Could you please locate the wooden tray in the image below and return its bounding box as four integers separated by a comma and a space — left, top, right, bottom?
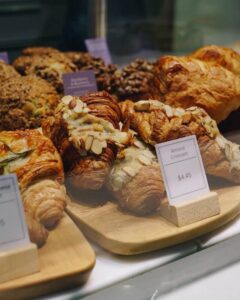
66, 182, 240, 255
0, 214, 95, 300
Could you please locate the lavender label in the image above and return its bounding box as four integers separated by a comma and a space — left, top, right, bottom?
0, 52, 9, 64
63, 70, 97, 96
85, 38, 112, 65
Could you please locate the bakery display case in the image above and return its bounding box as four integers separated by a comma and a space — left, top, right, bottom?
1, 1, 240, 299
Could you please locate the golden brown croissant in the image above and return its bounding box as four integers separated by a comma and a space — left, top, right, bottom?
154, 55, 240, 123
121, 100, 240, 184
107, 138, 165, 215
191, 45, 240, 76
0, 130, 67, 246
42, 91, 132, 190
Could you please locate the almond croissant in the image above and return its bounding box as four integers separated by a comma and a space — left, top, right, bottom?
121, 100, 240, 184
154, 54, 240, 123
107, 138, 165, 215
0, 130, 68, 246
42, 91, 132, 190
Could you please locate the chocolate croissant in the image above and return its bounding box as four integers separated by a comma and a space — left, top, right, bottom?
107, 138, 165, 215
42, 91, 132, 190
0, 130, 68, 246
121, 100, 240, 184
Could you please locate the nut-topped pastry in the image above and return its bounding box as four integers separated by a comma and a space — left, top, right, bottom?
65, 51, 117, 91
0, 75, 59, 131
107, 137, 165, 215
121, 99, 240, 184
42, 91, 132, 190
21, 46, 60, 56
13, 52, 77, 94
0, 129, 68, 247
107, 59, 160, 101
0, 60, 21, 83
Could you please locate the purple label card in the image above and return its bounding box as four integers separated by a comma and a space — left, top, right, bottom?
63, 70, 97, 96
85, 38, 112, 65
0, 52, 9, 64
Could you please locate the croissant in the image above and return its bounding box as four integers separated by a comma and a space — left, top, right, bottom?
154, 54, 240, 123
42, 91, 132, 190
191, 45, 240, 76
107, 138, 165, 215
121, 100, 240, 184
0, 130, 67, 246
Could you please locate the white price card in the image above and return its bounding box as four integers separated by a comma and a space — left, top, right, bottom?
155, 135, 209, 205
0, 174, 29, 251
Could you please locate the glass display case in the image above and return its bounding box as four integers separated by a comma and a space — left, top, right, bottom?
0, 1, 240, 300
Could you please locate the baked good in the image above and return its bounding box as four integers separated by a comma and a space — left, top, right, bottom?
13, 52, 77, 94
0, 129, 67, 247
22, 46, 60, 56
65, 51, 117, 91
121, 100, 240, 183
42, 91, 132, 190
0, 75, 59, 131
154, 53, 240, 123
0, 60, 21, 83
107, 59, 160, 101
191, 45, 240, 76
107, 138, 165, 215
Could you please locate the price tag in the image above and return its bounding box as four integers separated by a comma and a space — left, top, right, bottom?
63, 70, 97, 96
85, 38, 112, 65
0, 52, 9, 64
155, 135, 209, 205
0, 174, 29, 251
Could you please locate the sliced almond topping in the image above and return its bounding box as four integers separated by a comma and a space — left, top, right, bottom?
134, 101, 150, 112
216, 135, 226, 149
174, 108, 185, 117
133, 139, 145, 149
74, 103, 83, 113
164, 105, 173, 118
137, 155, 152, 166
83, 107, 90, 113
62, 95, 73, 104
85, 135, 94, 151
101, 140, 107, 148
122, 166, 136, 177
182, 112, 191, 124
69, 99, 77, 109
91, 139, 103, 155
233, 150, 240, 161
225, 143, 231, 159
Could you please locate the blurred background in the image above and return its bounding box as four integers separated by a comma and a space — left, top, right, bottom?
0, 0, 240, 63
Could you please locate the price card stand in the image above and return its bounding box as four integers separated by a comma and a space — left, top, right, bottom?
159, 191, 220, 227
0, 243, 39, 284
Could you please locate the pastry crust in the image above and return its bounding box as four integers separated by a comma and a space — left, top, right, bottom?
107, 139, 165, 215
0, 60, 21, 83
22, 46, 60, 56
192, 45, 240, 76
121, 99, 240, 183
154, 55, 240, 123
65, 51, 117, 92
0, 75, 59, 130
13, 52, 77, 94
42, 92, 132, 190
0, 129, 67, 246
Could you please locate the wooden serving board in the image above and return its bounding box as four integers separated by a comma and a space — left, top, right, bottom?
66, 182, 240, 255
0, 214, 95, 300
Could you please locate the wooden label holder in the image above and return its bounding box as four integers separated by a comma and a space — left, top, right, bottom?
0, 243, 40, 284
159, 191, 220, 227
